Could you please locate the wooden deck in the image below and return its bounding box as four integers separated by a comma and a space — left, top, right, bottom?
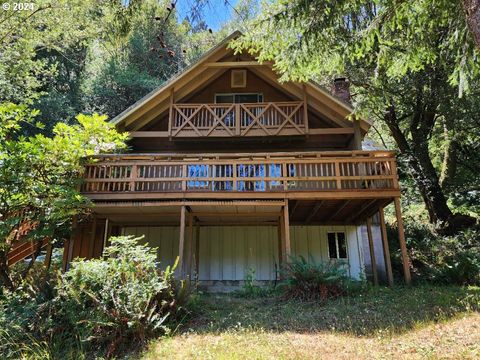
73, 151, 411, 285
80, 151, 400, 200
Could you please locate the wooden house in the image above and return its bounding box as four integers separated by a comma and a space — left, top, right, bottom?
63, 32, 411, 288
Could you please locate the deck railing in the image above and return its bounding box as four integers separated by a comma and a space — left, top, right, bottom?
169, 101, 307, 137
81, 151, 398, 195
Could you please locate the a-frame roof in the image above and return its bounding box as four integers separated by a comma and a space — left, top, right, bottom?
112, 31, 370, 132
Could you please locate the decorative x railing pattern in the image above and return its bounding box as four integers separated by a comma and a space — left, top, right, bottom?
170, 101, 307, 137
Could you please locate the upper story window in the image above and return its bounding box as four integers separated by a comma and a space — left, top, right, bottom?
215, 93, 263, 104
328, 232, 347, 259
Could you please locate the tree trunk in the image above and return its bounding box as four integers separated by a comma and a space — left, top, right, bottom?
440, 117, 458, 190
463, 0, 480, 50
410, 130, 454, 226
383, 105, 474, 235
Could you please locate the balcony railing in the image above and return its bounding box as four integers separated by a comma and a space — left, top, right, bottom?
81, 151, 399, 195
169, 101, 307, 137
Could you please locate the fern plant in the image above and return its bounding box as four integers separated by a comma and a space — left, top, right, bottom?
280, 255, 361, 301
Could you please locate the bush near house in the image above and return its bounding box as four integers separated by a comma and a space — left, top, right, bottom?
388, 223, 480, 285
279, 256, 364, 301
0, 236, 190, 359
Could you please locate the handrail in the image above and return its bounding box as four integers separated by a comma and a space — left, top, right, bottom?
81, 151, 398, 194
169, 101, 307, 137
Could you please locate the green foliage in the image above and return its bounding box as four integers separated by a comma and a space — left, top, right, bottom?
0, 0, 104, 104
234, 267, 272, 298
58, 236, 189, 353
279, 256, 364, 301
80, 0, 192, 118
393, 223, 480, 285
0, 236, 190, 358
0, 103, 128, 290
233, 0, 480, 233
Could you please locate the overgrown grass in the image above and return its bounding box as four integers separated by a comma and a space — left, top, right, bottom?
143, 285, 480, 359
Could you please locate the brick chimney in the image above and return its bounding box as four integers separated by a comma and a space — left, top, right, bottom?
332, 77, 351, 103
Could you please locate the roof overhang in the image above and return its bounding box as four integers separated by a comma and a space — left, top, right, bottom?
111, 31, 370, 133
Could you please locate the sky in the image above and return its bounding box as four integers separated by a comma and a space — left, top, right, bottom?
176, 0, 238, 30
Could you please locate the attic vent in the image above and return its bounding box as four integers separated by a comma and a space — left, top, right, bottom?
231, 70, 246, 88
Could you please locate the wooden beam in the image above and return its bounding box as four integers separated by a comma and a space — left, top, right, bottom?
305, 201, 324, 223
379, 206, 394, 287
196, 212, 280, 217
195, 223, 200, 278
283, 202, 291, 259
277, 219, 284, 269
178, 205, 186, 278
394, 197, 412, 285
345, 199, 377, 223
187, 212, 194, 280
91, 149, 395, 160
360, 199, 393, 221
366, 217, 379, 286
203, 61, 271, 67
309, 128, 354, 135
289, 200, 300, 220
279, 213, 286, 263
130, 131, 170, 137
87, 190, 402, 202
326, 200, 350, 222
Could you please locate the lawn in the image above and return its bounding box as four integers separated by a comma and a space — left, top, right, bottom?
143, 285, 480, 360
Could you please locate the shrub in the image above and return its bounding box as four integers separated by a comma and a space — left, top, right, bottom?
279, 256, 363, 301
0, 236, 190, 359
0, 263, 62, 359
57, 236, 190, 355
389, 223, 480, 285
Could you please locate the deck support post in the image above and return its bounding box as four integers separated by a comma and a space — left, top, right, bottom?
277, 218, 284, 276
282, 202, 291, 261
366, 217, 379, 286
186, 212, 194, 280
194, 223, 200, 280
378, 207, 394, 286
394, 197, 412, 285
178, 205, 186, 278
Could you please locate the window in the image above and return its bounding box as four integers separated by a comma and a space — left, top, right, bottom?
327, 232, 347, 259
215, 93, 263, 103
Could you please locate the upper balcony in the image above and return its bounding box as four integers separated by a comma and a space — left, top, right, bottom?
171, 101, 307, 138
129, 100, 359, 142
80, 151, 400, 201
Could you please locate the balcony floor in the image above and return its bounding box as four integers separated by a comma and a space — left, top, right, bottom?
89, 197, 393, 226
